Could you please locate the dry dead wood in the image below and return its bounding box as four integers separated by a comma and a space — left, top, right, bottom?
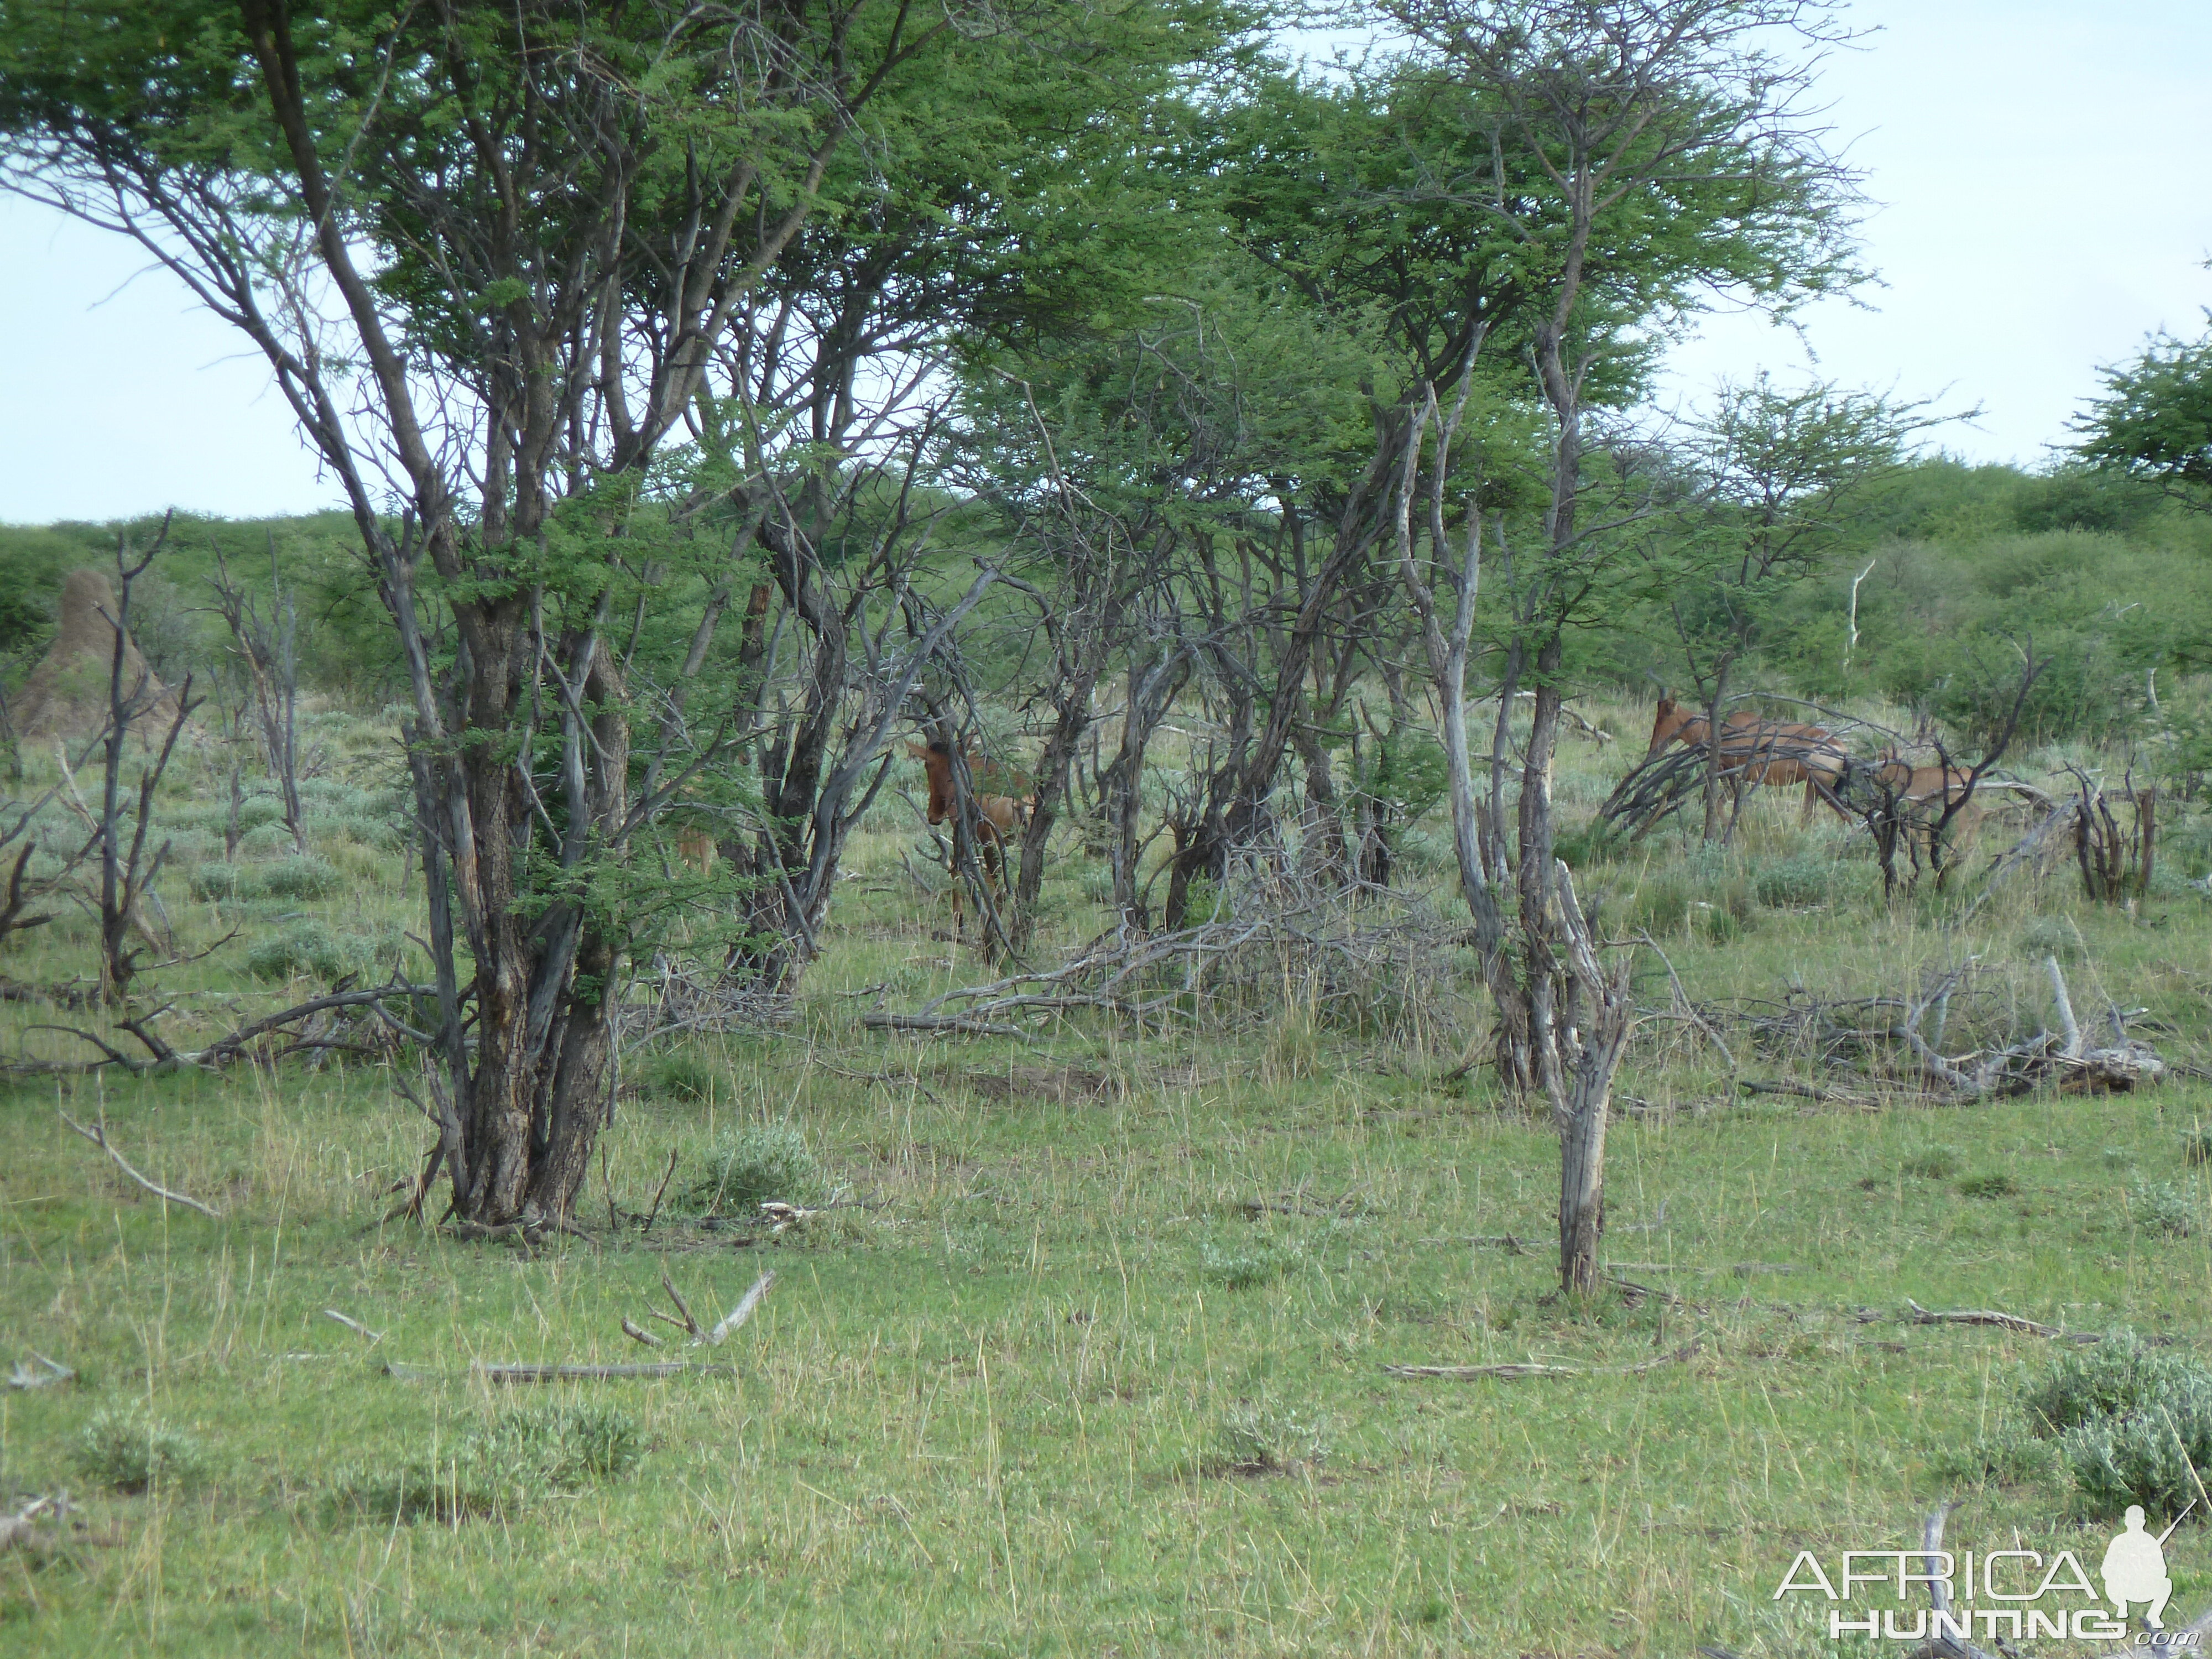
0, 1494, 68, 1554
1384, 1339, 1700, 1381
1903, 1298, 2058, 1337
385, 1359, 739, 1383
631, 1267, 775, 1351
7, 1352, 75, 1390
13, 979, 434, 1076
705, 1271, 775, 1344
1896, 956, 2163, 1097
322, 1310, 383, 1344
59, 1111, 221, 1217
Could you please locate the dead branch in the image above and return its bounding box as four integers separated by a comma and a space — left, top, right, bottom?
640, 1147, 679, 1235
0, 1494, 68, 1554
6, 1352, 75, 1390
385, 1359, 740, 1383
1384, 1339, 1700, 1381
859, 1010, 1030, 1039
1903, 1298, 2059, 1337
658, 1268, 702, 1338
619, 1317, 665, 1349
1639, 931, 1735, 1071
1914, 1503, 2000, 1659
59, 1110, 222, 1217
322, 1310, 383, 1344
1418, 1234, 1532, 1252
703, 1271, 776, 1345
8, 980, 435, 1075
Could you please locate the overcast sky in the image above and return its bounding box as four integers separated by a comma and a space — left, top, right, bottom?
2, 0, 2208, 525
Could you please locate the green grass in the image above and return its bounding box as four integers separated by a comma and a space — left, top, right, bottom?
4, 695, 2212, 1653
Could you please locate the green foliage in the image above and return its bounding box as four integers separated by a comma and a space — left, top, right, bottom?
2076, 320, 2212, 503
1206, 1400, 1331, 1474
186, 862, 249, 903
2128, 1179, 2200, 1239
2012, 465, 2164, 535
1751, 854, 1833, 908
681, 1124, 824, 1215
244, 921, 375, 983
0, 525, 77, 653
2023, 1332, 2206, 1434
643, 1050, 724, 1104
258, 857, 344, 901
1956, 1172, 2019, 1199
1199, 1236, 1303, 1290
329, 1404, 640, 1525
76, 1404, 208, 1493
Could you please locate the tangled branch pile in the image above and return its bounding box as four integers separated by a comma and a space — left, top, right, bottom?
862, 877, 1476, 1048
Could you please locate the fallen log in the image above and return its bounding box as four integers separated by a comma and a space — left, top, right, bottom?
1903, 1298, 2058, 1337
60, 1111, 222, 1217
1385, 1339, 1700, 1381
385, 1359, 741, 1383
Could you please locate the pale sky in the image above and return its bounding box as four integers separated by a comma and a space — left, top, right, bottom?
2, 0, 2209, 524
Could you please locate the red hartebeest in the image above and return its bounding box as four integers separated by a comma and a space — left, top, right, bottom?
907, 740, 1029, 933
1647, 693, 1849, 822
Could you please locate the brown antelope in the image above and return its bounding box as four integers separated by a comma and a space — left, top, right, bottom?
907, 740, 1029, 932
1647, 693, 1849, 822
674, 826, 718, 876
1871, 749, 1978, 813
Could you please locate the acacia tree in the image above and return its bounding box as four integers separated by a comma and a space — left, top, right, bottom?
1665, 376, 1940, 839
1374, 0, 1863, 1291
0, 0, 1121, 1225
2076, 316, 2212, 511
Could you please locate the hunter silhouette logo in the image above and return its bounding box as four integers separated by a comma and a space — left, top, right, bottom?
2103, 1504, 2192, 1628
1774, 1505, 2202, 1643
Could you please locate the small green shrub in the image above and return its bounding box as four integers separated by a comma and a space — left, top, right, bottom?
2063, 1409, 2212, 1519
238, 820, 299, 854
2183, 1131, 2212, 1167
1901, 1146, 1960, 1180
76, 1404, 208, 1493
1554, 819, 1629, 869
326, 1457, 495, 1524
328, 1404, 640, 1524
246, 921, 373, 983
2023, 1332, 2206, 1434
1199, 1237, 1302, 1290
2130, 1180, 2199, 1239
473, 1402, 641, 1489
259, 856, 343, 900
644, 1050, 722, 1103
187, 862, 252, 902
1753, 854, 1834, 908
1958, 1172, 2020, 1198
1206, 1401, 1331, 1474
681, 1123, 823, 1215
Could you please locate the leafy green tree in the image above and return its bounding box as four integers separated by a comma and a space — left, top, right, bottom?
1374, 0, 1865, 1292
0, 0, 1224, 1224
1663, 375, 1941, 838
2077, 317, 2212, 510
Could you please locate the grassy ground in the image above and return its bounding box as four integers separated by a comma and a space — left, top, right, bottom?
4, 697, 2211, 1656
